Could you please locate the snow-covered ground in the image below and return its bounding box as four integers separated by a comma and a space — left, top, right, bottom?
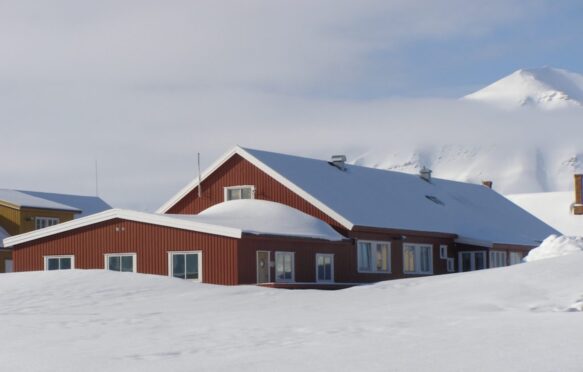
1, 254, 582, 371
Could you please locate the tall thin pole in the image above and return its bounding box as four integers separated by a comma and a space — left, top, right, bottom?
197, 153, 202, 198
95, 160, 99, 197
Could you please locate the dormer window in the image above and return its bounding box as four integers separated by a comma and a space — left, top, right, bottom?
224, 186, 255, 201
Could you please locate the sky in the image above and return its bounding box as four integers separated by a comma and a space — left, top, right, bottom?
1, 0, 583, 210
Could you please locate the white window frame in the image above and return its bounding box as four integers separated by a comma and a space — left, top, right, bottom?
509, 251, 523, 265
104, 253, 137, 273
167, 251, 202, 282
439, 245, 448, 259
275, 251, 295, 283
44, 255, 75, 271
357, 240, 392, 274
403, 244, 433, 275
489, 251, 508, 268
223, 185, 255, 201
458, 251, 487, 272
315, 253, 334, 283
35, 217, 60, 230
447, 258, 455, 273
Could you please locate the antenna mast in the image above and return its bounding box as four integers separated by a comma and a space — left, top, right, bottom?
197, 152, 202, 198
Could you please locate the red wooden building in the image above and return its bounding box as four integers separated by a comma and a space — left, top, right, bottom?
3, 146, 558, 287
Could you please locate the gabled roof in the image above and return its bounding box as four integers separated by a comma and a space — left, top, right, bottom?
159, 146, 558, 247
3, 201, 344, 248
0, 189, 81, 212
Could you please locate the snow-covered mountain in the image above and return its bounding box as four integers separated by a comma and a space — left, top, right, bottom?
464, 67, 583, 110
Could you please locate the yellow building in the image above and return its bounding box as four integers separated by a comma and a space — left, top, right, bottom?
0, 189, 111, 272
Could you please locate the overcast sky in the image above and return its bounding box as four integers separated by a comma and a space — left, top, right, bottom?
2, 0, 582, 210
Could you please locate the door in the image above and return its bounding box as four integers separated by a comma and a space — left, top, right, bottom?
256, 251, 270, 283
459, 251, 486, 272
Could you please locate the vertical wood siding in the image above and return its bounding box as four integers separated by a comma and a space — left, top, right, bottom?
0, 204, 21, 235
12, 219, 239, 285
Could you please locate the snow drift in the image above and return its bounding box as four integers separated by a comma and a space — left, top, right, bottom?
525, 234, 583, 262
1, 254, 583, 371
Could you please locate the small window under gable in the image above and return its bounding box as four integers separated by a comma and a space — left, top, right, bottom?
224, 186, 255, 201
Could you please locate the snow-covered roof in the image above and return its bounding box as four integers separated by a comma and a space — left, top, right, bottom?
0, 189, 81, 212
18, 190, 111, 218
0, 226, 9, 248
0, 189, 111, 217
159, 146, 558, 247
3, 201, 344, 248
169, 200, 344, 241
506, 191, 582, 236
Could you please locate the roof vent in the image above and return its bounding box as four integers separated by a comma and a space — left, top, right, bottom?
330, 155, 347, 171
482, 180, 493, 189
419, 166, 432, 182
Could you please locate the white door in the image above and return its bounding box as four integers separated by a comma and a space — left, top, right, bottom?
4, 259, 13, 273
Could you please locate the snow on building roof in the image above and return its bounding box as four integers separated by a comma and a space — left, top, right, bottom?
18, 190, 111, 218
0, 226, 9, 248
506, 191, 582, 236
0, 189, 81, 212
3, 201, 344, 248
169, 200, 345, 241
159, 146, 558, 247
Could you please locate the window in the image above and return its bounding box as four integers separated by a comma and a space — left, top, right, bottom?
168, 251, 202, 281
275, 252, 294, 282
224, 186, 255, 201
35, 217, 59, 230
44, 255, 74, 271
403, 244, 433, 274
439, 245, 448, 259
489, 251, 507, 268
447, 258, 455, 272
459, 251, 486, 272
357, 241, 391, 273
509, 252, 523, 265
316, 254, 334, 282
105, 253, 136, 272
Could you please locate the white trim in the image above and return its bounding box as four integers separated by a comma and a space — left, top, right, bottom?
3, 208, 243, 247
256, 250, 271, 284
43, 255, 75, 270
104, 253, 137, 273
167, 251, 202, 282
274, 251, 295, 283
35, 217, 60, 230
356, 240, 392, 274
156, 146, 355, 230
458, 251, 486, 272
489, 250, 508, 268
224, 185, 256, 201
447, 258, 455, 272
439, 245, 448, 259
315, 253, 334, 283
402, 243, 433, 275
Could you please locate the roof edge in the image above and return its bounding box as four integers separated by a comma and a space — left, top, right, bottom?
3, 208, 243, 247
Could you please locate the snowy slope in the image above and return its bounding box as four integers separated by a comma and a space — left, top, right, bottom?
506, 191, 583, 236
1, 256, 583, 371
464, 67, 583, 110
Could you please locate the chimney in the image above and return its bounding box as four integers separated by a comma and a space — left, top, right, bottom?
482, 180, 493, 189
330, 155, 347, 171
573, 174, 583, 215
419, 166, 432, 182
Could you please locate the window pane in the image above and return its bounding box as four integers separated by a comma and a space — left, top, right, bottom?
317, 262, 325, 280
324, 260, 332, 280
403, 246, 415, 272
48, 258, 59, 270
173, 254, 185, 279
475, 253, 485, 270
461, 253, 471, 272
276, 254, 284, 280
185, 254, 199, 279
108, 256, 120, 271
60, 258, 71, 270
284, 255, 292, 280
376, 244, 389, 272
358, 242, 372, 271
241, 188, 252, 199
420, 246, 430, 273
121, 256, 134, 272
227, 189, 241, 200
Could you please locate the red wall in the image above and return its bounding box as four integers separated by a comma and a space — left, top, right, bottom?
12, 219, 240, 285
